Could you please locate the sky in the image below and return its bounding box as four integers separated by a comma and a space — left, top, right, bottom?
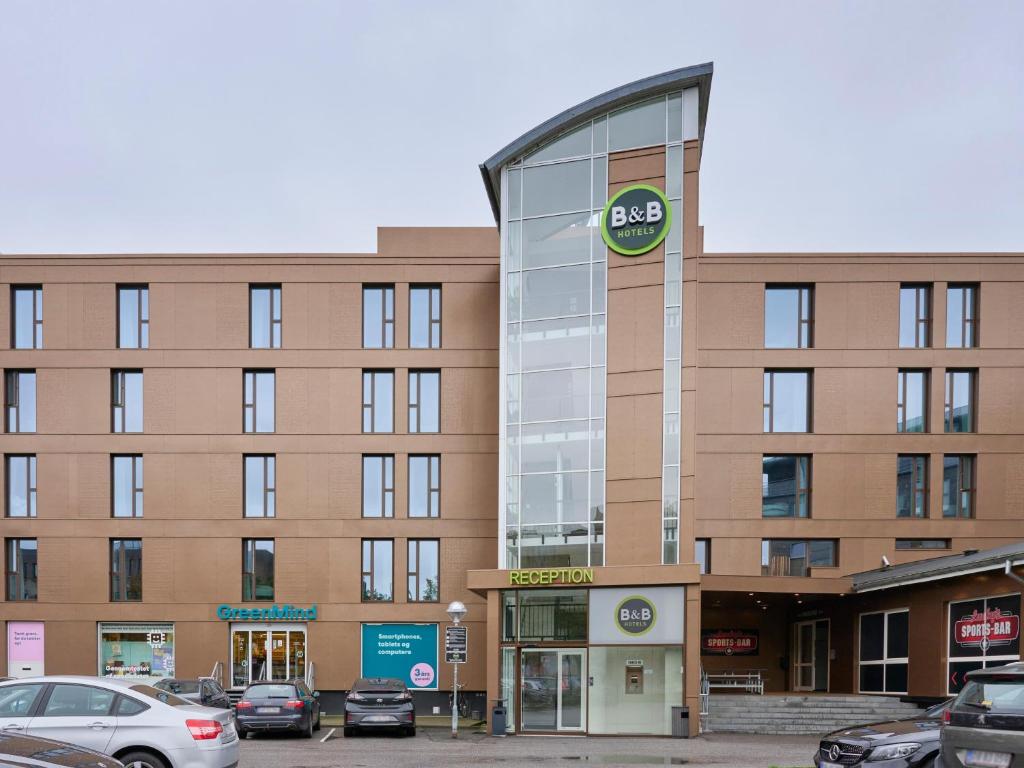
0, 1, 1021, 255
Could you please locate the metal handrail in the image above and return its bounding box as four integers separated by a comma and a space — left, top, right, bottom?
699, 666, 711, 734
306, 661, 316, 691
209, 661, 224, 687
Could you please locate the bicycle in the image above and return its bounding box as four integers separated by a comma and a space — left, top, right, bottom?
448, 682, 470, 719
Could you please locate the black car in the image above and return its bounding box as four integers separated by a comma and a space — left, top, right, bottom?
234, 679, 321, 738
0, 730, 124, 767
815, 699, 953, 767
154, 677, 232, 709
344, 678, 416, 737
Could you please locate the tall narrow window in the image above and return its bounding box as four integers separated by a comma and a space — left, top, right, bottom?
942, 455, 975, 519
362, 455, 394, 518
859, 609, 909, 694
695, 539, 711, 575
946, 284, 979, 348
361, 539, 393, 602
5, 455, 36, 518
10, 286, 42, 350
763, 370, 811, 433
242, 539, 274, 601
896, 370, 928, 433
244, 455, 276, 518
408, 370, 440, 433
5, 538, 37, 601
944, 369, 976, 433
899, 283, 931, 348
110, 539, 142, 602
762, 455, 811, 518
764, 285, 813, 348
117, 285, 149, 349
112, 455, 144, 518
362, 370, 394, 433
408, 539, 440, 602
249, 285, 282, 349
408, 455, 440, 518
896, 455, 928, 518
363, 285, 395, 349
410, 285, 442, 349
5, 370, 36, 433
111, 370, 143, 433
243, 370, 275, 433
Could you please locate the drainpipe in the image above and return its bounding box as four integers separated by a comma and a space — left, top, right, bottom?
1005, 561, 1024, 588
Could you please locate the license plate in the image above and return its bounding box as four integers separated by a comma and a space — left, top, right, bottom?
962, 751, 1012, 768
364, 715, 395, 723
819, 763, 842, 768
257, 707, 280, 714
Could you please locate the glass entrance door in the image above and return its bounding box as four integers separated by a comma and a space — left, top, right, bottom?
230, 624, 306, 687
792, 619, 829, 692
520, 649, 586, 732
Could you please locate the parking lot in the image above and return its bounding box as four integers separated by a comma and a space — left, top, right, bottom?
238, 729, 819, 768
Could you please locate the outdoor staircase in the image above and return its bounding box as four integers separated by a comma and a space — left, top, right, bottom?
707, 694, 925, 735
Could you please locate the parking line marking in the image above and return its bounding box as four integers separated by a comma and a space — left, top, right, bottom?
320, 727, 335, 743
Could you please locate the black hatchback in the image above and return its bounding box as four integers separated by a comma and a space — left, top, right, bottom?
235, 679, 321, 738
344, 678, 416, 737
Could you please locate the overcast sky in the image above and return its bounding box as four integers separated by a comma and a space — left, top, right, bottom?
1, 1, 1021, 254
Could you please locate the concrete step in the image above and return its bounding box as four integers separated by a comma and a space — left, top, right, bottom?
706, 694, 925, 735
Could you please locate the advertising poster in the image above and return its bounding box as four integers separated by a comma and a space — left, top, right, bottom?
7, 622, 44, 678
360, 623, 438, 690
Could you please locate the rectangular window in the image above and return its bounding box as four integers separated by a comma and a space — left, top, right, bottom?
407, 539, 440, 602
243, 370, 275, 433
117, 285, 149, 349
5, 538, 37, 601
99, 623, 173, 680
362, 455, 394, 518
249, 285, 282, 349
244, 455, 276, 518
859, 609, 909, 694
946, 283, 979, 348
11, 286, 42, 349
764, 285, 813, 348
408, 455, 440, 518
947, 594, 1021, 694
362, 285, 394, 349
361, 539, 393, 602
896, 370, 929, 433
942, 455, 975, 519
763, 370, 811, 433
5, 370, 36, 433
408, 370, 440, 433
111, 370, 143, 433
111, 455, 144, 518
361, 370, 394, 433
695, 539, 710, 575
110, 539, 142, 602
895, 539, 950, 550
242, 539, 274, 601
762, 455, 811, 518
944, 369, 976, 433
761, 539, 836, 577
5, 455, 36, 518
896, 455, 928, 518
899, 283, 931, 348
409, 285, 442, 349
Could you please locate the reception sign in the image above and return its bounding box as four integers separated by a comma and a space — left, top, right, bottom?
7, 622, 44, 678
360, 623, 438, 690
701, 629, 759, 656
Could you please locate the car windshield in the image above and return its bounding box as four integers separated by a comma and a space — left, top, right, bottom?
245, 684, 296, 699
924, 699, 952, 717
157, 680, 200, 695
958, 680, 1024, 713
130, 684, 192, 707
355, 678, 405, 693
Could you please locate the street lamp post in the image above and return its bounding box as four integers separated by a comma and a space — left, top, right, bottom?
446, 600, 467, 739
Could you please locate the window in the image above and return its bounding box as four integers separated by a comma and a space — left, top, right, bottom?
896, 370, 928, 433
5, 370, 36, 433
942, 455, 975, 519
244, 455, 276, 518
946, 284, 979, 348
762, 455, 811, 518
410, 285, 442, 349
764, 285, 813, 348
695, 539, 710, 575
899, 283, 931, 348
362, 455, 394, 518
5, 538, 37, 601
947, 594, 1021, 694
407, 539, 439, 602
5, 455, 36, 518
243, 370, 275, 433
110, 539, 142, 602
111, 370, 143, 433
42, 684, 116, 717
763, 370, 811, 432
361, 370, 394, 433
408, 370, 440, 433
761, 539, 836, 577
249, 285, 281, 349
859, 609, 909, 694
99, 623, 173, 680
944, 369, 976, 433
362, 285, 394, 349
0, 683, 44, 717
117, 285, 149, 349
11, 286, 42, 349
112, 455, 144, 518
408, 455, 440, 518
361, 539, 393, 602
896, 539, 950, 550
242, 539, 274, 601
896, 455, 928, 518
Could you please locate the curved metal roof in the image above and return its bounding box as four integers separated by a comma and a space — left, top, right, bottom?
479, 62, 714, 223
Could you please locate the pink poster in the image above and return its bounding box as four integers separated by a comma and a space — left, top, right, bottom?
7, 622, 44, 665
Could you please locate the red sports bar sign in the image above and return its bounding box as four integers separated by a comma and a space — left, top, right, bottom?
953, 606, 1020, 651
701, 629, 759, 656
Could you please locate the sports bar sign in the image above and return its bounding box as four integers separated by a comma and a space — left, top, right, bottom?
701, 629, 759, 656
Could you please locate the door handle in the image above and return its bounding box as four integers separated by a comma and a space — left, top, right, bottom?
88, 721, 109, 729
2, 724, 23, 731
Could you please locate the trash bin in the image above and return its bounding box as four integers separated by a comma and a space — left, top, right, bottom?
671, 705, 689, 738
490, 701, 507, 736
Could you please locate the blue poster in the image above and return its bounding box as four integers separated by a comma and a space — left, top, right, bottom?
360, 623, 438, 690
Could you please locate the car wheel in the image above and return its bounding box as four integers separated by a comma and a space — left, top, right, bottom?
405, 726, 416, 737
344, 726, 356, 737
119, 751, 169, 768
303, 715, 314, 738
314, 711, 321, 731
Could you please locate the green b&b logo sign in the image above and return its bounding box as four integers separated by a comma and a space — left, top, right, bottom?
601, 184, 672, 256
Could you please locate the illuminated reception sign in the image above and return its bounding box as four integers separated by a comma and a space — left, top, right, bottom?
508, 568, 594, 586
217, 604, 318, 621
361, 623, 438, 690
701, 629, 760, 656
601, 184, 672, 256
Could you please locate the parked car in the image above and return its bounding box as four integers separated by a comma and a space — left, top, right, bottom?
815, 699, 953, 767
938, 661, 1024, 768
154, 679, 232, 709
0, 730, 124, 768
0, 675, 238, 768
343, 678, 415, 737
234, 679, 320, 738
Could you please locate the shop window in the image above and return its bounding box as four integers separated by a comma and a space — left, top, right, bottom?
761, 539, 836, 577
361, 539, 393, 602
11, 286, 43, 349
110, 539, 142, 602
407, 539, 439, 602
249, 284, 281, 349
410, 285, 441, 348
944, 370, 976, 433
946, 283, 979, 348
5, 455, 37, 518
242, 539, 274, 601
117, 285, 149, 349
896, 455, 928, 518
112, 455, 143, 518
243, 370, 275, 433
589, 647, 684, 735
763, 370, 811, 433
99, 623, 174, 680
111, 370, 143, 433
408, 370, 440, 433
895, 539, 950, 550
361, 370, 394, 433
362, 455, 394, 518
942, 455, 975, 519
762, 455, 811, 518
899, 283, 931, 348
5, 370, 36, 433
408, 455, 439, 518
244, 455, 276, 518
764, 285, 813, 348
695, 539, 710, 575
516, 589, 587, 643
5, 538, 37, 601
896, 370, 928, 433
859, 609, 909, 694
948, 594, 1021, 694
362, 285, 394, 349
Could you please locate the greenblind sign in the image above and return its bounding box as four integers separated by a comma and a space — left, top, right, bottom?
601, 184, 672, 256
361, 623, 438, 690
